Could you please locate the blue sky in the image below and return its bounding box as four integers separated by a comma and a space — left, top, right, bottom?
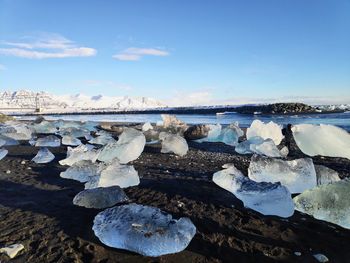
0, 0, 349, 105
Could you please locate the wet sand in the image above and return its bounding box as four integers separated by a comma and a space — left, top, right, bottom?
1, 141, 350, 262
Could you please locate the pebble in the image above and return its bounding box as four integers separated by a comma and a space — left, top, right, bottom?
21, 160, 26, 164
6, 170, 11, 174
294, 252, 301, 256
0, 244, 24, 259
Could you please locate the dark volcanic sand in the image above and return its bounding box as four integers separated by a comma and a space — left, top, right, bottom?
1, 141, 350, 262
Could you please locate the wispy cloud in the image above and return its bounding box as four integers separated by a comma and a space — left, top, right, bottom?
113, 47, 169, 61
0, 33, 96, 59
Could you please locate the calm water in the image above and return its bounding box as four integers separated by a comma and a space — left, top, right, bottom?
16, 112, 350, 131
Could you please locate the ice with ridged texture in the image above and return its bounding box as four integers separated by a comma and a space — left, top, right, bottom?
59, 144, 100, 166
246, 120, 284, 145
32, 120, 57, 134
235, 136, 283, 157
62, 135, 82, 146
89, 134, 116, 146
73, 186, 129, 209
92, 204, 196, 256
294, 179, 350, 229
248, 154, 316, 194
35, 135, 61, 147
213, 165, 294, 217
159, 132, 188, 156
0, 135, 19, 146
0, 148, 8, 160
292, 124, 350, 160
58, 127, 91, 138
60, 160, 105, 182
315, 165, 340, 186
142, 122, 153, 132
1, 122, 33, 140
32, 147, 55, 163
85, 162, 139, 189
98, 128, 145, 164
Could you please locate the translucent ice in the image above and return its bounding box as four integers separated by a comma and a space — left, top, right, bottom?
92, 203, 196, 256
58, 127, 91, 138
315, 165, 340, 186
62, 135, 82, 146
235, 136, 283, 157
85, 162, 139, 189
197, 123, 243, 146
32, 147, 55, 163
213, 165, 294, 217
0, 244, 24, 259
292, 124, 350, 159
294, 179, 350, 229
35, 135, 61, 147
1, 122, 33, 140
248, 154, 317, 194
161, 114, 187, 129
98, 128, 145, 164
59, 144, 100, 166
159, 132, 188, 156
0, 148, 8, 160
142, 122, 153, 132
32, 120, 57, 134
246, 120, 284, 145
89, 134, 116, 146
73, 186, 129, 209
0, 135, 19, 146
60, 160, 105, 182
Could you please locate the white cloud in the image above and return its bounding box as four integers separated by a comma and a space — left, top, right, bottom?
113, 47, 169, 61
0, 33, 96, 59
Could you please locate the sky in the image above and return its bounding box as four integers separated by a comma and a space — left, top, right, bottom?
0, 0, 349, 106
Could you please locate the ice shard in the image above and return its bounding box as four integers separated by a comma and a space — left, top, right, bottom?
32, 147, 55, 163
159, 132, 188, 156
60, 160, 105, 182
62, 135, 82, 146
35, 135, 61, 147
246, 120, 284, 145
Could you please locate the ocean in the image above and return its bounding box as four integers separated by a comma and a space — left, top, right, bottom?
15, 111, 350, 131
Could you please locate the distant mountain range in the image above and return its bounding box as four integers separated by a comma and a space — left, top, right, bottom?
0, 90, 166, 112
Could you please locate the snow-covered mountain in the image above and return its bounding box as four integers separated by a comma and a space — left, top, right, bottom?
0, 90, 166, 112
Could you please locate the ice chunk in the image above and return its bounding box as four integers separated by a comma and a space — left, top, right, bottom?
213, 165, 294, 217
0, 135, 19, 146
159, 132, 188, 156
161, 114, 187, 129
246, 120, 284, 145
58, 127, 90, 138
142, 122, 153, 132
89, 134, 116, 146
0, 244, 24, 259
98, 128, 145, 164
280, 146, 289, 157
62, 135, 82, 146
73, 186, 128, 209
235, 136, 283, 157
197, 123, 243, 146
292, 124, 350, 159
248, 155, 317, 194
92, 203, 196, 256
313, 254, 329, 263
1, 122, 33, 140
85, 162, 139, 189
315, 165, 340, 185
59, 144, 100, 166
32, 147, 55, 163
35, 135, 61, 147
0, 138, 5, 147
0, 148, 8, 160
32, 120, 57, 134
294, 179, 350, 229
60, 160, 105, 182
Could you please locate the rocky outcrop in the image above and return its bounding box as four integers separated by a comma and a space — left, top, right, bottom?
234, 103, 318, 114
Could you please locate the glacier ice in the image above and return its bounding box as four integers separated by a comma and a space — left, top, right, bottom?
35, 135, 61, 147
58, 127, 91, 138
98, 128, 145, 164
248, 154, 317, 194
292, 124, 350, 159
197, 123, 243, 146
62, 135, 82, 146
89, 134, 116, 146
235, 136, 283, 157
0, 138, 5, 147
161, 114, 187, 129
92, 203, 196, 256
0, 148, 8, 160
213, 165, 294, 217
73, 186, 128, 209
246, 120, 284, 145
0, 135, 19, 146
32, 147, 55, 163
59, 144, 100, 166
60, 160, 105, 182
1, 122, 33, 140
85, 162, 139, 189
0, 244, 24, 259
142, 122, 153, 132
159, 132, 188, 156
315, 165, 341, 186
32, 120, 57, 134
294, 179, 350, 229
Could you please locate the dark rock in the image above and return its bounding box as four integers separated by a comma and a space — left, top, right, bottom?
184, 125, 210, 140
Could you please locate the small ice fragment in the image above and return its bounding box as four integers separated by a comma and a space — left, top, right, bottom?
313, 253, 329, 262
32, 147, 55, 164
6, 170, 11, 174
159, 132, 188, 156
60, 160, 105, 182
294, 252, 301, 256
59, 144, 100, 166
35, 135, 61, 147
0, 148, 8, 160
73, 186, 129, 209
62, 135, 81, 146
92, 204, 196, 256
0, 243, 24, 259
142, 122, 153, 132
